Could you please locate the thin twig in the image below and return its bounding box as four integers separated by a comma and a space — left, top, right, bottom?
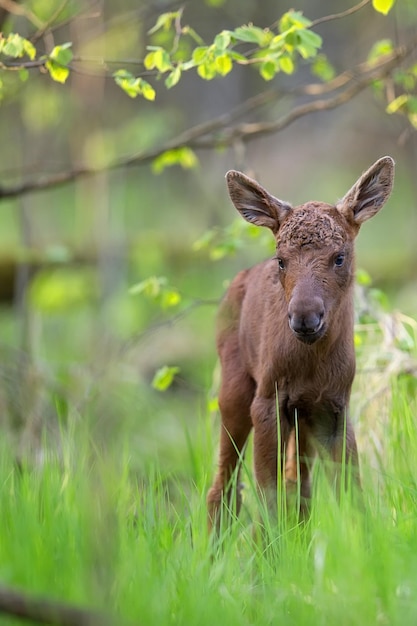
31, 0, 71, 43
0, 0, 43, 28
311, 0, 371, 27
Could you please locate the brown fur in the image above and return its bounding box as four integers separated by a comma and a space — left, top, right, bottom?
207, 157, 395, 531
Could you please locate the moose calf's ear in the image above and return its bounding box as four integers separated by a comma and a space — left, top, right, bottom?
336, 156, 395, 226
225, 170, 292, 233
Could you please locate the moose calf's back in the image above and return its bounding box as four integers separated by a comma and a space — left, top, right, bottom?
208, 157, 395, 531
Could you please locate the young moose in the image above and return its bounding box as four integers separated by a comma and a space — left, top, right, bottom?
207, 156, 394, 530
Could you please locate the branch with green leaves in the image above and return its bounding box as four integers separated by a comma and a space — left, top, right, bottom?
0, 1, 398, 98
0, 33, 73, 83
1, 0, 414, 201
0, 34, 415, 200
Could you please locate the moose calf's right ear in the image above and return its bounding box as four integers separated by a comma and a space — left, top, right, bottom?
225, 170, 292, 233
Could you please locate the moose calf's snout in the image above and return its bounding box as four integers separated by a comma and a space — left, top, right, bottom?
288, 295, 325, 343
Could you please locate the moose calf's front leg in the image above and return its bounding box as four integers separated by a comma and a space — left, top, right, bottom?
252, 396, 314, 520
251, 396, 282, 515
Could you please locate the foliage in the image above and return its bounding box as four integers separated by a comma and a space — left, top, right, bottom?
373, 0, 396, 15
2, 1, 413, 132
129, 276, 181, 309
152, 365, 181, 391
367, 38, 417, 128
0, 33, 73, 86
113, 69, 156, 100
0, 0, 416, 193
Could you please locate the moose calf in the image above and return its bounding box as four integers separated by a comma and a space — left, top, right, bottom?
207, 156, 394, 531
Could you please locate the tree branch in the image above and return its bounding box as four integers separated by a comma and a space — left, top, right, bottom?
190, 53, 404, 148
0, 37, 415, 201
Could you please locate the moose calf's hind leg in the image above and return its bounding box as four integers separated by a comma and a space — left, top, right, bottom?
330, 416, 361, 496
284, 426, 314, 519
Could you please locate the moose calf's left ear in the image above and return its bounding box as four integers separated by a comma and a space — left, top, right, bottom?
337, 156, 395, 225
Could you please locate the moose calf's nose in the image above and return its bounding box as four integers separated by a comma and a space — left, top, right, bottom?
288, 296, 325, 336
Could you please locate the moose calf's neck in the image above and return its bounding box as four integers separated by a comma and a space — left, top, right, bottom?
207, 156, 395, 533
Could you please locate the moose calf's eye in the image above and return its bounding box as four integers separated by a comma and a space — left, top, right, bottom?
334, 254, 345, 267
277, 258, 285, 270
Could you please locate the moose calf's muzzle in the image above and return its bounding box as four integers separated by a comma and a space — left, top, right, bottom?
288, 294, 325, 344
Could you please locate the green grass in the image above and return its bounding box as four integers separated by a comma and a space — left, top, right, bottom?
0, 376, 417, 625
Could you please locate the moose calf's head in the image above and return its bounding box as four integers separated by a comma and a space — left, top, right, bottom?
226, 157, 394, 344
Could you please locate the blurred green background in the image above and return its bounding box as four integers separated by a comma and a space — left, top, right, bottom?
0, 0, 416, 468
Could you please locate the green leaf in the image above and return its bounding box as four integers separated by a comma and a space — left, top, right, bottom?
113, 70, 140, 97
153, 47, 172, 72
233, 25, 271, 46
192, 46, 209, 64
354, 332, 363, 348
49, 42, 73, 66
214, 30, 231, 51
161, 289, 181, 308
2, 33, 24, 57
165, 65, 181, 88
279, 55, 295, 75
152, 147, 198, 173
215, 53, 233, 76
393, 69, 415, 91
210, 240, 240, 260
45, 60, 70, 83
197, 61, 217, 80
279, 10, 312, 33
129, 276, 167, 298
192, 228, 216, 251
370, 288, 390, 310
372, 0, 395, 15
113, 70, 155, 100
144, 47, 171, 72
260, 59, 279, 81
23, 39, 36, 61
129, 275, 181, 310
297, 29, 322, 59
356, 268, 372, 287
368, 38, 394, 63
141, 79, 156, 101
407, 95, 417, 114
19, 68, 29, 82
283, 30, 301, 50
144, 51, 156, 70
152, 366, 180, 391
45, 43, 73, 83
30, 269, 93, 313
229, 51, 247, 63
148, 11, 179, 35
207, 397, 219, 412
311, 54, 335, 82
386, 94, 409, 114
